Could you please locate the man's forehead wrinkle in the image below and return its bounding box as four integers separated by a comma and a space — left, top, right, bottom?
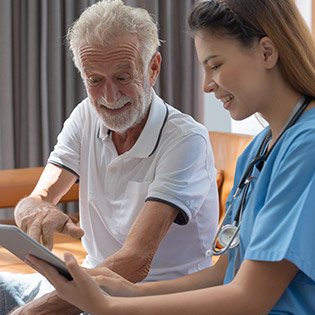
79, 44, 141, 70
81, 56, 139, 75
81, 51, 138, 64
78, 40, 141, 57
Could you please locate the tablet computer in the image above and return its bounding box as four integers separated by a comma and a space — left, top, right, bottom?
0, 224, 72, 280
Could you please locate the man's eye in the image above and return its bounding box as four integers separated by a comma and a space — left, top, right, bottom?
116, 75, 130, 82
87, 77, 102, 86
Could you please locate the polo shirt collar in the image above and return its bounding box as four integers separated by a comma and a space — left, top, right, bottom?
129, 90, 168, 158
97, 89, 168, 158
98, 123, 110, 141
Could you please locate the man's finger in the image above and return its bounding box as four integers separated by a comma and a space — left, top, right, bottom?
28, 217, 44, 243
41, 228, 55, 250
63, 221, 85, 239
20, 218, 29, 233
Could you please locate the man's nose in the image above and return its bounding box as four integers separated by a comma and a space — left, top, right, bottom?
102, 81, 122, 104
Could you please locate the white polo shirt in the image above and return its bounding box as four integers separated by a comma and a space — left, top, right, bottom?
48, 90, 218, 281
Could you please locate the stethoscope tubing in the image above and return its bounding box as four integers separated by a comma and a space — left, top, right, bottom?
209, 95, 313, 257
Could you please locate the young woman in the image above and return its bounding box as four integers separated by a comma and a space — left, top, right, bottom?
27, 0, 315, 314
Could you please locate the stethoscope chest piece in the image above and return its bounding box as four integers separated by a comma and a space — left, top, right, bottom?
217, 224, 240, 248
209, 96, 312, 257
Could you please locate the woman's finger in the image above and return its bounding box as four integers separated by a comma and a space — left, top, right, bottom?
64, 253, 98, 286
25, 254, 69, 286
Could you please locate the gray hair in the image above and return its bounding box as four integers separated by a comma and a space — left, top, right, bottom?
67, 0, 160, 72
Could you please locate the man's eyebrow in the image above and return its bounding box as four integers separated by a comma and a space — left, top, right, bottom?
203, 55, 219, 65
113, 64, 133, 71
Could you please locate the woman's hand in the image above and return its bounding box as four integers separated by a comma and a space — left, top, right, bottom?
26, 253, 108, 315
87, 263, 142, 297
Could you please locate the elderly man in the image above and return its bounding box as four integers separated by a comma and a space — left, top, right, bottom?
1, 0, 218, 314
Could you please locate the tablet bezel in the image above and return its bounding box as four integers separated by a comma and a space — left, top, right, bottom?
0, 224, 72, 280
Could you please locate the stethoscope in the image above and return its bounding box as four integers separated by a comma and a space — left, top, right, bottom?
208, 95, 313, 257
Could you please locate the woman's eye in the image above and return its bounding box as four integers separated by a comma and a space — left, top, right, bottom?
210, 64, 220, 71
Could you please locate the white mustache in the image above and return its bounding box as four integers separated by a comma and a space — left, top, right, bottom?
96, 95, 131, 110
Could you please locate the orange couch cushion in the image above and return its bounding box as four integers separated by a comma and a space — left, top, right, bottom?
209, 131, 253, 222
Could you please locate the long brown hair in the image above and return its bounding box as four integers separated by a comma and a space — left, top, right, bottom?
189, 0, 315, 97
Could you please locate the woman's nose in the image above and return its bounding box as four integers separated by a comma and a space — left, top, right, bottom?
203, 79, 217, 93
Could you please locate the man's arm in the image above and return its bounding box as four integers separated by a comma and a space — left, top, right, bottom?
9, 291, 82, 315
94, 200, 178, 283
12, 200, 178, 314
14, 163, 84, 249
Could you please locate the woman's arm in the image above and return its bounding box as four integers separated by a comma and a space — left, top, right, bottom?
26, 253, 298, 315
105, 259, 298, 315
86, 255, 227, 297
135, 255, 228, 296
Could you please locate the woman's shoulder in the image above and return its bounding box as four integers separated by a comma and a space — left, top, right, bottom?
281, 107, 315, 150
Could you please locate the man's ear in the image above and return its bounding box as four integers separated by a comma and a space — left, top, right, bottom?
148, 52, 162, 86
259, 36, 278, 69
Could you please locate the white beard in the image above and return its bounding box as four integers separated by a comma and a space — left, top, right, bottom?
91, 84, 152, 133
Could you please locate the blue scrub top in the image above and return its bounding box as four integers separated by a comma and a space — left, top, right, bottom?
223, 107, 315, 314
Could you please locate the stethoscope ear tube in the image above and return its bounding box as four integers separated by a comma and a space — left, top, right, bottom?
207, 96, 313, 258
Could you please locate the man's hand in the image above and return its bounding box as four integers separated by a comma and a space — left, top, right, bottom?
9, 289, 82, 315
15, 197, 84, 250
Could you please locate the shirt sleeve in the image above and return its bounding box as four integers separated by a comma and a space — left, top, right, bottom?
146, 132, 216, 225
48, 100, 87, 176
245, 130, 315, 281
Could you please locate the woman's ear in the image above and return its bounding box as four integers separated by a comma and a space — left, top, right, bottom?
259, 36, 279, 69
148, 52, 162, 86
